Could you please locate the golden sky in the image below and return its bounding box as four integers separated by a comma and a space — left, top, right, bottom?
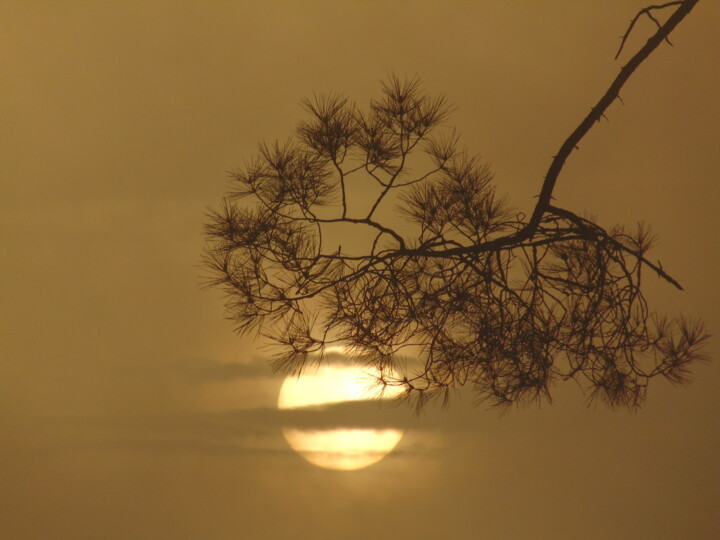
1, 1, 718, 538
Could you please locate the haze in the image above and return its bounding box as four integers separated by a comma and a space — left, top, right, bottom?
1, 1, 718, 539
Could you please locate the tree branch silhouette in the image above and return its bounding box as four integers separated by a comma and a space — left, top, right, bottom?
204, 1, 709, 410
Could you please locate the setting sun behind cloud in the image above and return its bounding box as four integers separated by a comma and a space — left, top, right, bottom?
278, 361, 404, 470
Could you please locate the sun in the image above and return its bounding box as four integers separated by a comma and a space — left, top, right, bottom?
277, 360, 404, 471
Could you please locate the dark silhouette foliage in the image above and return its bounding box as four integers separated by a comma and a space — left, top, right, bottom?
204, 1, 709, 410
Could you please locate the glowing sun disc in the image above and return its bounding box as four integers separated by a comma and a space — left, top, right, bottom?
277, 363, 403, 471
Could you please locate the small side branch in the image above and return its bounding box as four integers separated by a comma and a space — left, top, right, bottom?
615, 2, 682, 60
547, 205, 684, 290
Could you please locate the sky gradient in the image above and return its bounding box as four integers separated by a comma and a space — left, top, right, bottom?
2, 1, 719, 538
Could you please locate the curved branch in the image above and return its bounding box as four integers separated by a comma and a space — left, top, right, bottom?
527, 0, 698, 234
402, 0, 699, 259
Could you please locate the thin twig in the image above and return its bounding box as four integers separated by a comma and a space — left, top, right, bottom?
615, 2, 682, 60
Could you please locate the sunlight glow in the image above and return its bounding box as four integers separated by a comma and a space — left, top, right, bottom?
277, 361, 404, 471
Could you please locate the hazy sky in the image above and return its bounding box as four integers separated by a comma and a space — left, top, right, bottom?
2, 1, 718, 539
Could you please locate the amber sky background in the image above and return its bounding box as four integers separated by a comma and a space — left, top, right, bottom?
1, 1, 719, 539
